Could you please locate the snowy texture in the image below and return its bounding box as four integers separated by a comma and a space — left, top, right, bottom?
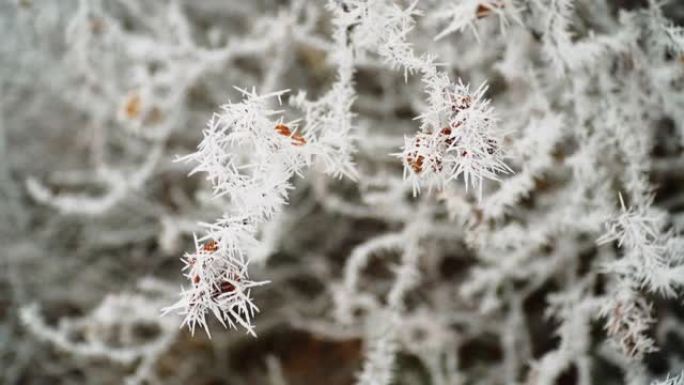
3, 0, 684, 384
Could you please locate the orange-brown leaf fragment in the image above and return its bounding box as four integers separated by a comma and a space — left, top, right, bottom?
124, 92, 142, 119
476, 1, 503, 19
275, 123, 307, 146
291, 133, 307, 146
409, 155, 425, 174
275, 123, 292, 137
202, 240, 219, 252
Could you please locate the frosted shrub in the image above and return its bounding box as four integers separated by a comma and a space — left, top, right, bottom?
398, 78, 511, 195
163, 87, 357, 335
4, 0, 684, 384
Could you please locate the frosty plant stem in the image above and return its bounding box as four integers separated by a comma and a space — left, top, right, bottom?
162, 88, 315, 336
164, 84, 357, 336
340, 0, 512, 196
398, 78, 511, 197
